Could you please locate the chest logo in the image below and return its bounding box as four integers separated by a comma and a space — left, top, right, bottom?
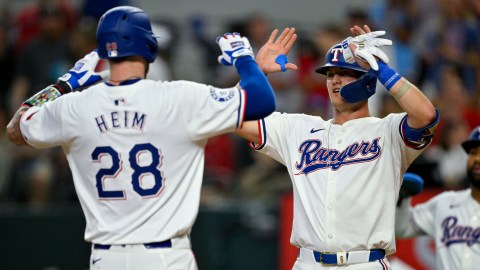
441, 216, 480, 247
310, 128, 325, 133
294, 137, 382, 175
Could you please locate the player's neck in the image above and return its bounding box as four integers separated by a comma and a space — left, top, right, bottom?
109, 58, 147, 85
471, 186, 480, 204
332, 105, 371, 125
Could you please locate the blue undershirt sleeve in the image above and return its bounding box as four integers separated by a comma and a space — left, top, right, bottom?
235, 56, 276, 120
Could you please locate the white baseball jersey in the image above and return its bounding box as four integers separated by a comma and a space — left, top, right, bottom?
19, 79, 245, 244
251, 112, 428, 255
396, 189, 480, 270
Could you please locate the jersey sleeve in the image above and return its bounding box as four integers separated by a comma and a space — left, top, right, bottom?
395, 197, 424, 238
177, 81, 246, 141
19, 97, 66, 148
409, 193, 446, 237
383, 113, 429, 171
248, 112, 294, 166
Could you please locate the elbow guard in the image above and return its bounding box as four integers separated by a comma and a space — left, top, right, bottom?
401, 109, 440, 149
235, 56, 275, 120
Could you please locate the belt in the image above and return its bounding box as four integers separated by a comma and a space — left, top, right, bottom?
299, 248, 385, 266
93, 239, 172, 250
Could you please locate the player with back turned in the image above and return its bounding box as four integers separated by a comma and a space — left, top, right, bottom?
236, 25, 440, 269
396, 126, 480, 270
6, 6, 298, 270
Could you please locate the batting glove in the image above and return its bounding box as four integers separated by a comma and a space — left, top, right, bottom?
341, 31, 392, 71
58, 49, 109, 92
216, 32, 254, 66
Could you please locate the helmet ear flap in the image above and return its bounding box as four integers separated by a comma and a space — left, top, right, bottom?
96, 6, 159, 63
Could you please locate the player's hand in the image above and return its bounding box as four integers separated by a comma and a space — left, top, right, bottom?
216, 32, 254, 66
255, 28, 298, 74
58, 49, 109, 92
343, 25, 392, 71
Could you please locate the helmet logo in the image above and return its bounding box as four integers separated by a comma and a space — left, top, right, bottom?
106, 42, 118, 57
330, 48, 342, 62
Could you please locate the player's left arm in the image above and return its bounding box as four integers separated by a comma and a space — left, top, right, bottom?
396, 173, 426, 238
6, 50, 108, 145
350, 25, 439, 148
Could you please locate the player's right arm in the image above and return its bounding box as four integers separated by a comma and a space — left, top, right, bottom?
6, 50, 108, 146
233, 28, 298, 143
349, 25, 439, 149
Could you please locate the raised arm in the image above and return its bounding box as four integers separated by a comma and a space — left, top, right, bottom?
234, 28, 298, 143
349, 25, 438, 148
6, 50, 109, 145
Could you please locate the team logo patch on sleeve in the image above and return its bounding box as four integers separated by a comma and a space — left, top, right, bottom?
209, 87, 236, 102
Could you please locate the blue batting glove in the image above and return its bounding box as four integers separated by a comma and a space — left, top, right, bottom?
400, 172, 424, 199
216, 32, 254, 66
58, 49, 109, 92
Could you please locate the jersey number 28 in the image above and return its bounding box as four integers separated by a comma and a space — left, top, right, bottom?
91, 143, 163, 199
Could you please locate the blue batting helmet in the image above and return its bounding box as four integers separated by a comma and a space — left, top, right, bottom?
462, 126, 480, 153
315, 43, 367, 75
96, 6, 159, 63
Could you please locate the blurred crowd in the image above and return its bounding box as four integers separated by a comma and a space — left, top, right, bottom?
0, 0, 479, 214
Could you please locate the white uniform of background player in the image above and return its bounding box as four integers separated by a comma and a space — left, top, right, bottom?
6, 6, 297, 270
396, 126, 480, 270
237, 25, 439, 269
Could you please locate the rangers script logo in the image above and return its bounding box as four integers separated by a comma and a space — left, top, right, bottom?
295, 138, 382, 175
441, 216, 480, 247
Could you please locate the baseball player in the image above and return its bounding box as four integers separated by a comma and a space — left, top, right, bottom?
234, 25, 439, 269
396, 126, 480, 270
6, 6, 297, 270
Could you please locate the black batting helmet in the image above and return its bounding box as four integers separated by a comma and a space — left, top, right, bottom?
462, 126, 480, 153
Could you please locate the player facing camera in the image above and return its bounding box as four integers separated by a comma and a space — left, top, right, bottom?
315, 43, 377, 104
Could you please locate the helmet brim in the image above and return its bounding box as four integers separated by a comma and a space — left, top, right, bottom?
461, 140, 480, 153
315, 64, 367, 75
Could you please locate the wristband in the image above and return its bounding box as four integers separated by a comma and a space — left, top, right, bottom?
23, 84, 63, 107
55, 80, 72, 94
374, 61, 400, 90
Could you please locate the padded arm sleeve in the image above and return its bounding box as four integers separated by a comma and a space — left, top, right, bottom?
235, 56, 275, 120
401, 109, 440, 149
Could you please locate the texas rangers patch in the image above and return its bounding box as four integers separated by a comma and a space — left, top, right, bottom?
209, 87, 235, 102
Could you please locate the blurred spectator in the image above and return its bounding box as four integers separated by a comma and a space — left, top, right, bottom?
147, 21, 178, 81
13, 0, 76, 54
297, 24, 343, 118
433, 65, 480, 137
428, 120, 470, 189
346, 8, 371, 33
7, 0, 76, 208
201, 134, 238, 206
0, 108, 12, 201
9, 0, 75, 115
189, 14, 223, 84
236, 151, 292, 209
416, 0, 480, 97
422, 65, 480, 188
69, 17, 97, 59
0, 21, 16, 112
81, 0, 131, 20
